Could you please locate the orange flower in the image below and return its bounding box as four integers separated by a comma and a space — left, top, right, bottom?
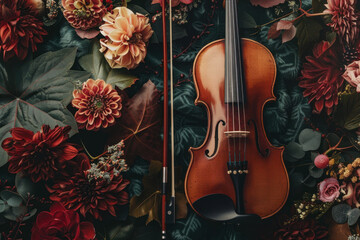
62, 0, 107, 30
72, 79, 122, 130
99, 7, 153, 69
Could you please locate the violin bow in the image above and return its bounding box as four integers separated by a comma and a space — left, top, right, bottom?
161, 0, 176, 239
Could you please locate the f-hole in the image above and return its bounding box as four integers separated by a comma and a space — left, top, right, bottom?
205, 120, 225, 158
248, 119, 270, 157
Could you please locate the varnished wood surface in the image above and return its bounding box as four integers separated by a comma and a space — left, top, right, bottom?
184, 39, 289, 219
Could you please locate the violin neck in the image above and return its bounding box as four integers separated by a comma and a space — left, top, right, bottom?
225, 0, 245, 104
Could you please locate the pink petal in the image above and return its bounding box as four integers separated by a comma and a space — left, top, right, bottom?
250, 0, 285, 8
75, 29, 100, 39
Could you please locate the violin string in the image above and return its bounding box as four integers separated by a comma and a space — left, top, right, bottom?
233, 0, 242, 167
229, 2, 236, 168
225, 0, 231, 167
236, 2, 247, 167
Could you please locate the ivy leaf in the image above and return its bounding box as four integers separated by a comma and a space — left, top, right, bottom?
334, 92, 360, 130
295, 17, 323, 56
79, 41, 138, 90
107, 80, 162, 164
129, 161, 162, 225
0, 48, 88, 167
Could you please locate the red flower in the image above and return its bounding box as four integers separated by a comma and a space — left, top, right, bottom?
62, 0, 107, 30
274, 219, 328, 240
72, 79, 122, 130
2, 125, 78, 183
298, 41, 344, 115
31, 202, 95, 240
0, 0, 47, 61
47, 158, 130, 220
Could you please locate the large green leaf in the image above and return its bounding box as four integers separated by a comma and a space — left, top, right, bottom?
334, 92, 360, 130
295, 17, 323, 56
0, 48, 90, 167
79, 41, 138, 90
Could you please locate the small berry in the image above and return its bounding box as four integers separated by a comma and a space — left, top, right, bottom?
314, 154, 329, 169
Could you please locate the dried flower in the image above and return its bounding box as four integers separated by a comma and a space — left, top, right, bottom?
99, 7, 153, 69
2, 125, 78, 183
61, 0, 107, 30
324, 0, 358, 47
72, 79, 122, 130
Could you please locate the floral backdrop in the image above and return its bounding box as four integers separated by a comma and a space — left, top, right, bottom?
1, 0, 360, 239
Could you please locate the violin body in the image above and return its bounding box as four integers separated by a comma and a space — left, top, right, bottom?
184, 39, 289, 220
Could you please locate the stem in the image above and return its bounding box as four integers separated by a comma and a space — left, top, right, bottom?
257, 10, 296, 28
81, 140, 108, 160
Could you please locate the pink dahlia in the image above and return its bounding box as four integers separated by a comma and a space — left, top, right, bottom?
99, 7, 153, 69
72, 79, 122, 130
2, 125, 78, 183
47, 158, 130, 220
324, 0, 359, 47
61, 0, 107, 30
0, 0, 47, 61
298, 41, 344, 115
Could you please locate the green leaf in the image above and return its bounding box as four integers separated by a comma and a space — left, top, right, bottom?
298, 128, 322, 151
309, 164, 324, 178
0, 190, 24, 207
332, 204, 351, 224
334, 92, 360, 130
15, 172, 36, 199
284, 142, 305, 162
238, 11, 257, 29
0, 200, 6, 213
0, 48, 89, 167
348, 208, 360, 226
295, 17, 323, 56
107, 222, 135, 240
79, 41, 138, 90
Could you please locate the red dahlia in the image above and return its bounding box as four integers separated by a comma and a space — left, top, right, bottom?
274, 219, 328, 240
298, 41, 344, 115
32, 202, 95, 240
48, 158, 130, 220
0, 0, 47, 61
2, 125, 78, 183
72, 79, 122, 130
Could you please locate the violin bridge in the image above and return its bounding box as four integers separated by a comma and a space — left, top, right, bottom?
224, 131, 250, 138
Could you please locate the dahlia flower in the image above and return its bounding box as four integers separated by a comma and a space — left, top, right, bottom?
48, 158, 130, 220
72, 79, 122, 130
61, 0, 107, 30
343, 60, 360, 92
99, 7, 153, 69
2, 125, 78, 183
0, 0, 47, 61
324, 0, 358, 47
298, 41, 344, 115
32, 202, 95, 240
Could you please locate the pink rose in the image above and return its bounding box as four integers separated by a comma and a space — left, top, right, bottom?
319, 178, 340, 202
343, 182, 360, 208
343, 60, 360, 92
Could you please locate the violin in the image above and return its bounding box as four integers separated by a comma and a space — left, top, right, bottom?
184, 0, 289, 223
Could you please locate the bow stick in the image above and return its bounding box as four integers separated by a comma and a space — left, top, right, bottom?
161, 0, 176, 239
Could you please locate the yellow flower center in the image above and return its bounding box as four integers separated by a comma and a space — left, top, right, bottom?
73, 0, 94, 18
